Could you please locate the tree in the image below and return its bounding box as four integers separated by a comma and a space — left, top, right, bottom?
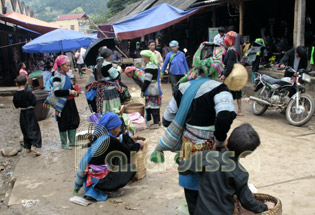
107, 0, 139, 16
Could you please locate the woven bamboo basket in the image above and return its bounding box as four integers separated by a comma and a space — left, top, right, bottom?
131, 136, 147, 180
233, 193, 282, 215
124, 103, 145, 117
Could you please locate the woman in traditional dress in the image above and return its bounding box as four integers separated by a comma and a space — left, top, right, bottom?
220, 31, 244, 116
140, 50, 163, 129
150, 42, 236, 214
73, 112, 143, 201
86, 48, 122, 114
50, 55, 80, 150
124, 66, 145, 88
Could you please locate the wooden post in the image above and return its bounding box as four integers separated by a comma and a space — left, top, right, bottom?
293, 0, 298, 47
212, 7, 216, 27
293, 0, 306, 46
239, 0, 244, 35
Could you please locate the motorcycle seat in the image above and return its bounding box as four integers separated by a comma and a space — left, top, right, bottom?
261, 74, 290, 86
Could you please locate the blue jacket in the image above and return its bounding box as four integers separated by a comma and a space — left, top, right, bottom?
161, 51, 189, 75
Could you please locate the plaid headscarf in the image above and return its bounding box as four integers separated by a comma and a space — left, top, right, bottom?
179, 42, 224, 83
140, 50, 158, 65
53, 55, 70, 71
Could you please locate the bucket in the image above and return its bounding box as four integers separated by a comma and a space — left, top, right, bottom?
33, 89, 50, 121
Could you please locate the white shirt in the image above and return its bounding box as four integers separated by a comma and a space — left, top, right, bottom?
75, 48, 86, 64
294, 55, 300, 72
213, 34, 225, 45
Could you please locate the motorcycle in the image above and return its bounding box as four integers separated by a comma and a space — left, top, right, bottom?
250, 67, 315, 126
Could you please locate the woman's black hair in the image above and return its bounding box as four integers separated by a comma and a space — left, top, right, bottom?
95, 57, 105, 81
18, 62, 25, 69
228, 123, 261, 157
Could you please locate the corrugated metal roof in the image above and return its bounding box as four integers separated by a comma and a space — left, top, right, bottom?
57, 13, 86, 21
106, 0, 158, 24
105, 0, 197, 25
151, 0, 197, 10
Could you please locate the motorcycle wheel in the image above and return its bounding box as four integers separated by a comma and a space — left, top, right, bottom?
286, 93, 315, 126
252, 88, 269, 116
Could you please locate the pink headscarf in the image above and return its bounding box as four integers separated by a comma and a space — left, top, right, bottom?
53, 55, 70, 71
224, 31, 237, 47
124, 66, 137, 74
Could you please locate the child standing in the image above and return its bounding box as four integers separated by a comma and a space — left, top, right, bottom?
13, 75, 41, 156
179, 123, 275, 215
18, 62, 28, 76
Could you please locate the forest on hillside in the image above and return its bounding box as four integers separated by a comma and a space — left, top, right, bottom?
23, 0, 139, 23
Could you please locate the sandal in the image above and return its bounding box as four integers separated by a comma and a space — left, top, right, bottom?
149, 124, 159, 130
31, 148, 41, 156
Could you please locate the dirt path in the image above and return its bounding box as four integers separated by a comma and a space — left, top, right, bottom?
0, 72, 315, 215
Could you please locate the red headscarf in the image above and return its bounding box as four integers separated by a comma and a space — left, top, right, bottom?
224, 31, 237, 47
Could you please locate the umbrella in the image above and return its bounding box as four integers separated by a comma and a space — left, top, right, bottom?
224, 63, 248, 91
28, 70, 43, 78
22, 29, 96, 53
83, 38, 115, 66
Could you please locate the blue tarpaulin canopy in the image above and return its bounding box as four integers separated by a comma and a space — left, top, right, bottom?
112, 3, 201, 40
22, 29, 96, 53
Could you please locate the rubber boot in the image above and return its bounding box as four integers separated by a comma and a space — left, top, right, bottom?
68, 129, 78, 147
60, 131, 71, 150
251, 72, 256, 84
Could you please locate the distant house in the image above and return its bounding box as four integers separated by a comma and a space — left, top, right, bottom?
52, 13, 89, 33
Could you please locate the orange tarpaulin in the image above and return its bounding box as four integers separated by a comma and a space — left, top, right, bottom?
0, 12, 63, 34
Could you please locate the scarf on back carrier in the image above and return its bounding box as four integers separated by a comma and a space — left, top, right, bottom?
44, 71, 72, 117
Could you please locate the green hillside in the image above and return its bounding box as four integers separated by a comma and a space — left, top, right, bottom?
23, 0, 109, 22
23, 0, 140, 24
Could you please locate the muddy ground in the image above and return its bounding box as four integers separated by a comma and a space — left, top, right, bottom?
0, 71, 314, 215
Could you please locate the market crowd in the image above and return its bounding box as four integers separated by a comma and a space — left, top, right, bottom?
14, 25, 312, 214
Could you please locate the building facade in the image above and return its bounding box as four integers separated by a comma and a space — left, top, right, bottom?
52, 13, 89, 33
0, 0, 36, 85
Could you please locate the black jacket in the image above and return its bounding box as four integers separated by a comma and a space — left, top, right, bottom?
223, 49, 237, 77
163, 82, 236, 145
179, 149, 268, 215
279, 48, 307, 70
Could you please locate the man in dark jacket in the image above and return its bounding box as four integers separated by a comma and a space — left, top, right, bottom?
279, 46, 307, 72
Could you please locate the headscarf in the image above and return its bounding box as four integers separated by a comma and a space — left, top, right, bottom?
224, 31, 237, 47
53, 55, 70, 71
169, 40, 179, 47
100, 47, 112, 59
98, 112, 122, 132
124, 66, 137, 74
140, 50, 158, 65
179, 42, 224, 83
254, 38, 265, 47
